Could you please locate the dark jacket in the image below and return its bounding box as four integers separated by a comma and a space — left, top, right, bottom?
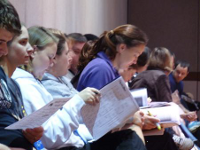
130, 69, 172, 102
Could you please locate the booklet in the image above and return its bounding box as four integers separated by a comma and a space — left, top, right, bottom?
141, 105, 180, 129
6, 97, 71, 130
130, 88, 148, 107
81, 77, 139, 141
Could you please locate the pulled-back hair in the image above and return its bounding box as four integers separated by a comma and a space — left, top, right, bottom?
80, 24, 148, 70
0, 0, 21, 35
148, 47, 172, 72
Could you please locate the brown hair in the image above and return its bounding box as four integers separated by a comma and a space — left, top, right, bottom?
148, 47, 172, 72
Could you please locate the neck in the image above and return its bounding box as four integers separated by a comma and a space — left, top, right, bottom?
47, 67, 60, 78
111, 57, 119, 71
0, 57, 17, 78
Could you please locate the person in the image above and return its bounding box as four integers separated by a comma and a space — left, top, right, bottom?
11, 26, 100, 150
169, 60, 200, 139
127, 46, 151, 88
65, 33, 87, 80
77, 24, 148, 150
169, 60, 190, 97
0, 1, 43, 149
71, 40, 96, 88
130, 47, 194, 150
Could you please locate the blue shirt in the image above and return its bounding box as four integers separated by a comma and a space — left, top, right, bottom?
169, 73, 184, 96
77, 51, 119, 91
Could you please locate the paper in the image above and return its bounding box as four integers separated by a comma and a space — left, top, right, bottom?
81, 77, 139, 141
141, 105, 180, 129
130, 88, 148, 107
6, 97, 71, 130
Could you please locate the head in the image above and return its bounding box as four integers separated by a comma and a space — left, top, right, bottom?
22, 26, 58, 79
135, 46, 151, 72
148, 47, 172, 76
0, 0, 21, 56
81, 24, 148, 71
84, 34, 99, 41
6, 25, 33, 67
66, 33, 87, 74
173, 60, 190, 82
47, 31, 71, 77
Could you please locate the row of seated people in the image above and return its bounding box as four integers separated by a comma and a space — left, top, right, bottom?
1, 0, 200, 150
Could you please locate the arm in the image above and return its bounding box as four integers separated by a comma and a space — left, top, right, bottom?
15, 78, 85, 149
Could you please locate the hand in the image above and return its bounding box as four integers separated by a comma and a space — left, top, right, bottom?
132, 111, 144, 128
23, 126, 44, 144
180, 111, 197, 122
78, 87, 101, 106
142, 114, 160, 130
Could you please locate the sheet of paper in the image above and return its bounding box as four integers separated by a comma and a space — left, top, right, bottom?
6, 97, 71, 130
130, 88, 148, 107
81, 77, 139, 141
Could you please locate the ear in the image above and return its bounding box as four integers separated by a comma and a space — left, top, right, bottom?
52, 56, 57, 65
117, 43, 127, 54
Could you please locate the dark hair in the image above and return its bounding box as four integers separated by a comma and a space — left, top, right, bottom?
0, 0, 21, 35
175, 60, 190, 72
77, 40, 96, 71
80, 24, 148, 69
53, 34, 67, 56
66, 33, 87, 43
84, 34, 99, 41
137, 46, 151, 67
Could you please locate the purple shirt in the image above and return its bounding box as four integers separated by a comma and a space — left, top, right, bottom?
77, 51, 119, 91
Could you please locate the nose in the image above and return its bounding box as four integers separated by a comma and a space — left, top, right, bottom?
132, 57, 138, 65
68, 56, 72, 65
27, 43, 34, 56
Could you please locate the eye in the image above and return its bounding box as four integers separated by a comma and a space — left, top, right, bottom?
19, 39, 28, 45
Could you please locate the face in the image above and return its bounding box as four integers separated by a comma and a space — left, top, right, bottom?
68, 42, 85, 73
173, 64, 189, 82
32, 43, 57, 78
115, 44, 145, 71
53, 42, 72, 76
0, 28, 13, 57
7, 26, 33, 66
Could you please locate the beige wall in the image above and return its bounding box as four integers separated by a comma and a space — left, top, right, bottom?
9, 0, 127, 36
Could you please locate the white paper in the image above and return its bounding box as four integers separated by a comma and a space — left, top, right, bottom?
81, 77, 139, 141
130, 88, 148, 107
6, 97, 71, 130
